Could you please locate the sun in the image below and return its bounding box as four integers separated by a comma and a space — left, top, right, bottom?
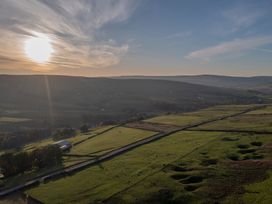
24, 33, 54, 64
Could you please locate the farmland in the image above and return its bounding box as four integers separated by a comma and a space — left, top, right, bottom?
143, 104, 257, 126
63, 127, 157, 166
191, 105, 272, 132
23, 104, 272, 204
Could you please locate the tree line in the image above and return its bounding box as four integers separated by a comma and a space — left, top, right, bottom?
0, 129, 52, 150
0, 145, 62, 177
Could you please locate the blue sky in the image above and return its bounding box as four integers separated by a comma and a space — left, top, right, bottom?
0, 0, 272, 76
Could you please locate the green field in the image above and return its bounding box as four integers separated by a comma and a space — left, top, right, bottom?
241, 171, 272, 204
27, 131, 219, 203
0, 125, 115, 188
0, 117, 31, 123
27, 128, 272, 204
7, 104, 272, 203
144, 105, 255, 126
63, 127, 157, 166
193, 106, 272, 132
112, 132, 272, 204
69, 127, 156, 155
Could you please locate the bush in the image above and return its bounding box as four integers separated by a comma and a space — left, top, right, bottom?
201, 159, 218, 166
238, 149, 256, 154
237, 144, 250, 149
80, 124, 89, 133
227, 153, 240, 161
251, 141, 263, 146
53, 128, 76, 141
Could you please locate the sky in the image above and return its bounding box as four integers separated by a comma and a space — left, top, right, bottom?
0, 0, 272, 77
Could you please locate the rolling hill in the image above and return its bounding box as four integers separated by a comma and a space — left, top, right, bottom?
0, 75, 263, 130
114, 75, 272, 93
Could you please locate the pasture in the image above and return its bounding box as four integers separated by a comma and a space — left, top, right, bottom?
143, 104, 256, 126
27, 131, 219, 203
192, 105, 272, 132
3, 104, 272, 203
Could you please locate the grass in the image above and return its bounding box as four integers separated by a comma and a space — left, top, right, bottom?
26, 131, 219, 204
244, 105, 272, 115
3, 125, 115, 153
143, 105, 254, 127
63, 127, 157, 166
110, 132, 272, 203
0, 125, 115, 189
242, 171, 272, 204
193, 113, 272, 132
189, 104, 272, 132
67, 127, 156, 155
0, 117, 31, 123
9, 104, 272, 203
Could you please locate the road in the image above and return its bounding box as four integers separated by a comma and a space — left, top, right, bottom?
0, 105, 266, 197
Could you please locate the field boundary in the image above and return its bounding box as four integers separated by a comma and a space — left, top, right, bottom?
187, 129, 272, 134
103, 136, 221, 202
0, 105, 266, 197
73, 124, 122, 146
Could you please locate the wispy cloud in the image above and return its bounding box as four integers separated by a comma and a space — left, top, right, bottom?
251, 47, 272, 53
222, 6, 265, 33
0, 0, 138, 71
185, 36, 272, 60
164, 31, 192, 40
212, 3, 267, 36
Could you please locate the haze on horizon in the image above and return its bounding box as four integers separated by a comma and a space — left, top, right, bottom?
0, 0, 272, 77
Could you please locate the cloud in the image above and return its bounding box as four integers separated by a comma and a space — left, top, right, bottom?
251, 47, 272, 53
221, 4, 266, 33
164, 31, 192, 40
0, 0, 138, 71
185, 36, 272, 60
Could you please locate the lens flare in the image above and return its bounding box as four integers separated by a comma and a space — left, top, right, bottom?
24, 33, 54, 64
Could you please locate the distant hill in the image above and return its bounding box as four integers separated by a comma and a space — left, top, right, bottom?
0, 75, 262, 130
114, 75, 272, 93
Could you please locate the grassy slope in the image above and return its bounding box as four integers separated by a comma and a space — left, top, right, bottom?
109, 133, 272, 203
64, 127, 157, 166
22, 104, 272, 203
0, 126, 114, 188
193, 105, 272, 132
242, 171, 272, 204
69, 127, 156, 155
144, 105, 255, 126
0, 117, 31, 123
27, 131, 219, 204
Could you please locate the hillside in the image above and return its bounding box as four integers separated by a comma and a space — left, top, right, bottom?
22, 104, 272, 204
114, 75, 272, 93
0, 75, 262, 130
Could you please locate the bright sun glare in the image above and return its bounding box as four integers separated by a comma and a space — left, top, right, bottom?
24, 33, 54, 64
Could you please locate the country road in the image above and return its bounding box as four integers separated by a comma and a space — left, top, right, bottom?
0, 105, 266, 197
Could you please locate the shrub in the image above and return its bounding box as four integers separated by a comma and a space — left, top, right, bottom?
251, 141, 263, 146
53, 128, 76, 141
201, 159, 218, 166
227, 153, 240, 161
238, 149, 256, 154
237, 144, 250, 149
80, 124, 89, 133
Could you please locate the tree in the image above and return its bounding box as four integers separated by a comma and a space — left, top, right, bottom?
31, 145, 62, 169
0, 145, 63, 178
0, 153, 16, 177
53, 128, 76, 141
80, 124, 89, 133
